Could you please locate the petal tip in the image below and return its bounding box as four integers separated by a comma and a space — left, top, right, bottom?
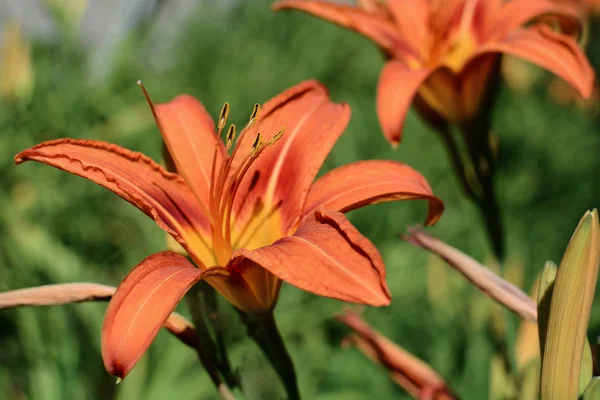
377, 295, 392, 307
425, 200, 445, 226
102, 356, 129, 382
14, 152, 25, 164
14, 148, 34, 165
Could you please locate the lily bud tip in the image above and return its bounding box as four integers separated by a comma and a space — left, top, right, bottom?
115, 377, 122, 385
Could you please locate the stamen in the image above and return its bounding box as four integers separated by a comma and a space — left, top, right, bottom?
226, 124, 236, 150
209, 142, 221, 214
247, 103, 261, 129
215, 102, 260, 201
250, 133, 264, 157
268, 127, 285, 146
207, 101, 285, 261
218, 102, 230, 130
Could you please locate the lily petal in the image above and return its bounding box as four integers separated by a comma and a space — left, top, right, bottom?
15, 139, 211, 261
304, 160, 444, 225
385, 0, 429, 54
377, 61, 433, 146
102, 251, 229, 379
273, 0, 417, 61
156, 95, 225, 207
229, 209, 391, 306
490, 0, 582, 40
478, 26, 594, 98
232, 80, 350, 233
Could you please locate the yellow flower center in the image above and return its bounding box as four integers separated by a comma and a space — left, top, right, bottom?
443, 31, 476, 72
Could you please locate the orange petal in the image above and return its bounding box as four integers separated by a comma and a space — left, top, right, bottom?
356, 0, 388, 16
156, 95, 225, 208
228, 208, 390, 306
339, 311, 456, 399
231, 80, 350, 233
15, 139, 211, 262
377, 61, 433, 146
385, 0, 429, 54
489, 0, 582, 39
304, 160, 444, 225
273, 0, 417, 61
478, 26, 594, 98
102, 251, 229, 379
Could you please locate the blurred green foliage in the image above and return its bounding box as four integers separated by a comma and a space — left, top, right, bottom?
1, 2, 600, 399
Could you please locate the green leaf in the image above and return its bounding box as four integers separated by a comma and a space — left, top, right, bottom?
582, 377, 600, 400
540, 210, 600, 400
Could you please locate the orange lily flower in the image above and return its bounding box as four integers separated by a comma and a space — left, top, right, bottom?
274, 0, 594, 145
339, 311, 456, 399
15, 80, 443, 379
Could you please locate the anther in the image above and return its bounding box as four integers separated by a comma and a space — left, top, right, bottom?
247, 103, 261, 129
269, 127, 285, 146
250, 133, 264, 157
226, 124, 236, 148
218, 103, 230, 130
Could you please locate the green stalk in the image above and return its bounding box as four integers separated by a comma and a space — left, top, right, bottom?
240, 311, 300, 400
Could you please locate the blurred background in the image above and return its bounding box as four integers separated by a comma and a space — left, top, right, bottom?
1, 1, 599, 399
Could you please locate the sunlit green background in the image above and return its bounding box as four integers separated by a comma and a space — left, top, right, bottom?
1, 1, 600, 399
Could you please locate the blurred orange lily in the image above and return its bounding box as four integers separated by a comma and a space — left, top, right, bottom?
15, 80, 443, 379
274, 0, 594, 145
339, 311, 456, 399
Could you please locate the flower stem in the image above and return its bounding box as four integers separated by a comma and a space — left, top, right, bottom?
186, 282, 239, 390
240, 311, 300, 400
460, 113, 505, 261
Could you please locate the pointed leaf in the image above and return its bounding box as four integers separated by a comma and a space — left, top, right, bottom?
536, 261, 593, 396
102, 251, 229, 379
405, 229, 537, 321
229, 208, 390, 306
304, 160, 444, 225
537, 261, 558, 361
540, 209, 600, 400
583, 377, 600, 400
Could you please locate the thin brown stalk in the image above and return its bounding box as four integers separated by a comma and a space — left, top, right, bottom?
403, 229, 537, 322
0, 283, 237, 400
